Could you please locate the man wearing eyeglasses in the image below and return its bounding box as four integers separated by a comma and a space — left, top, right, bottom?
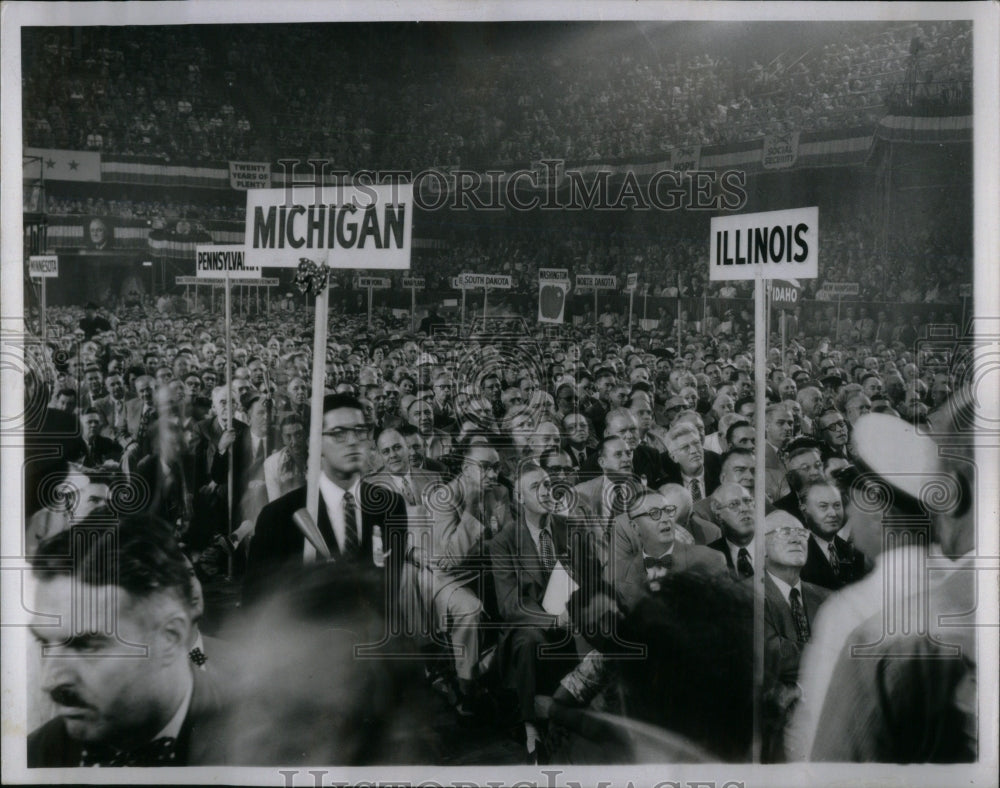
688, 447, 766, 545
611, 488, 726, 615
243, 394, 408, 608
707, 483, 758, 579
816, 408, 851, 462
423, 442, 511, 715
762, 510, 830, 763
431, 372, 459, 433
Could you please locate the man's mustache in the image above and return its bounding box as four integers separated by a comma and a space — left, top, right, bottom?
50, 685, 91, 709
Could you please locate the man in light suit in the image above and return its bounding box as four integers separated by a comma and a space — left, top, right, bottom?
421, 442, 511, 713
366, 426, 445, 665
608, 488, 727, 615
763, 403, 795, 502
92, 373, 129, 440
367, 427, 442, 508
244, 394, 408, 609
263, 416, 307, 502
762, 510, 830, 762
573, 436, 642, 531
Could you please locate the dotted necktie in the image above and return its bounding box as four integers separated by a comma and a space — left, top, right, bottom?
342, 491, 360, 557
789, 587, 810, 643
538, 528, 556, 573
188, 646, 207, 668
80, 736, 178, 767
736, 547, 754, 578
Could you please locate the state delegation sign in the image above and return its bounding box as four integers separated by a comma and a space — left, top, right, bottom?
576, 274, 617, 289
244, 184, 413, 269
710, 206, 818, 280
196, 245, 259, 278
538, 268, 569, 324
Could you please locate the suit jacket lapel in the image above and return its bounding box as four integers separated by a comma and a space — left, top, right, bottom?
764, 573, 794, 639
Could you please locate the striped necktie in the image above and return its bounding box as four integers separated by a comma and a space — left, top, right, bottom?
342, 491, 360, 557
538, 528, 556, 573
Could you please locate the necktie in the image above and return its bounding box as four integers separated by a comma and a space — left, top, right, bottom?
400, 476, 417, 506
137, 406, 153, 445
828, 540, 841, 577
609, 483, 629, 518
84, 440, 94, 467
538, 528, 556, 573
80, 736, 179, 767
789, 587, 810, 643
342, 491, 359, 557
644, 554, 674, 571
689, 478, 703, 502
736, 547, 754, 578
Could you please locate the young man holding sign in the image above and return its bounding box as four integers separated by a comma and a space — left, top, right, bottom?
243, 394, 408, 609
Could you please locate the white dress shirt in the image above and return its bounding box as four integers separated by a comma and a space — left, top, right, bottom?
767, 570, 804, 607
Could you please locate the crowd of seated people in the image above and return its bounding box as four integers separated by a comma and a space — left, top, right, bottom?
23, 21, 970, 168
23, 287, 970, 767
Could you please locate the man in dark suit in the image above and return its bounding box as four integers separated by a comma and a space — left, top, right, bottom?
210, 392, 277, 533
772, 437, 826, 525
244, 394, 408, 609
583, 367, 616, 440
762, 510, 830, 762
491, 463, 605, 763
609, 488, 727, 615
688, 448, 765, 544
579, 408, 664, 487
399, 423, 450, 475
660, 421, 722, 501
121, 375, 158, 466
72, 408, 122, 469
708, 482, 758, 579
27, 518, 231, 766
798, 479, 872, 590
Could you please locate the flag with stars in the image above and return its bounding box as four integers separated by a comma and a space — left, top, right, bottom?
24, 148, 101, 182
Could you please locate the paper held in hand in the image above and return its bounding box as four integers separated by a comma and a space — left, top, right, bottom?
542, 560, 579, 615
